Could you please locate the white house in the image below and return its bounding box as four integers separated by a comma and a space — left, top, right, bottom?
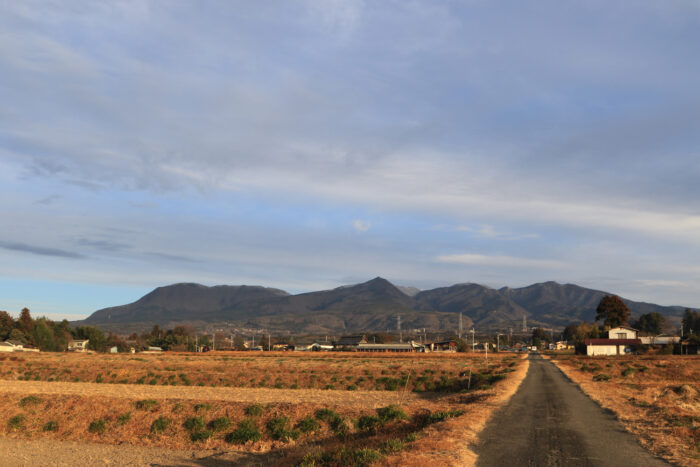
585, 338, 641, 356
68, 339, 89, 351
607, 326, 638, 339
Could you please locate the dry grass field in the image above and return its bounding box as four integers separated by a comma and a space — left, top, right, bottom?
0, 351, 528, 466
1, 351, 506, 392
549, 354, 700, 466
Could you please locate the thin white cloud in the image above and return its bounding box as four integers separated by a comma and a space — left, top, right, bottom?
436, 253, 567, 270
352, 219, 370, 233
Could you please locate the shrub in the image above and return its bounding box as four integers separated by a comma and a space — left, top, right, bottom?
329, 416, 350, 440
621, 367, 636, 377
266, 416, 299, 442
8, 414, 25, 430
295, 416, 320, 433
117, 413, 131, 425
135, 399, 158, 411
190, 430, 214, 442
184, 416, 204, 432
42, 421, 59, 432
19, 395, 42, 407
88, 418, 106, 434
151, 416, 171, 434
225, 419, 262, 444
382, 438, 404, 453
376, 405, 406, 422
314, 408, 340, 422
413, 409, 465, 428
244, 403, 264, 416
194, 403, 212, 412
357, 415, 382, 432
208, 417, 232, 432
593, 374, 611, 382
300, 447, 382, 466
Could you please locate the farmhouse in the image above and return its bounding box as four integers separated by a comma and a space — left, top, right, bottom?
426, 340, 457, 352
585, 338, 641, 356
68, 339, 89, 352
294, 342, 333, 351
334, 335, 367, 350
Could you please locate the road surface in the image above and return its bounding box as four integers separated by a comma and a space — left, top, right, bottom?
475, 354, 668, 467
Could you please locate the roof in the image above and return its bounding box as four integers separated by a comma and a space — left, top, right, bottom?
5, 340, 24, 346
585, 339, 641, 345
357, 343, 414, 350
0, 342, 16, 347
336, 335, 367, 346
608, 326, 638, 331
69, 339, 89, 343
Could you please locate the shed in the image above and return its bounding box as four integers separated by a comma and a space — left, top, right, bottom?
68, 339, 89, 351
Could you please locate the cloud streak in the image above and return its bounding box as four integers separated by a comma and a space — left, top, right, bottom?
436, 253, 567, 270
0, 241, 84, 259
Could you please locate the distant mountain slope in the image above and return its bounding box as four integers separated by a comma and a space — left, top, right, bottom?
84, 283, 289, 324
414, 283, 527, 327
80, 278, 694, 333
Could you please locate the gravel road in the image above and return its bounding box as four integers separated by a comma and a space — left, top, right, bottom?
475, 354, 669, 467
0, 379, 415, 407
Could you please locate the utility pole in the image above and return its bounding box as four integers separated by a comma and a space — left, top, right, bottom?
497, 334, 502, 352
397, 315, 402, 343
213, 334, 215, 351
470, 328, 475, 352
268, 333, 271, 351
459, 312, 463, 339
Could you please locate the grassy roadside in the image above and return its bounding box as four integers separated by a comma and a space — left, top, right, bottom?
547, 354, 699, 466
382, 354, 530, 466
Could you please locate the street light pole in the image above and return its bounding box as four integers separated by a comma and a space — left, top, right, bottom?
470, 328, 475, 353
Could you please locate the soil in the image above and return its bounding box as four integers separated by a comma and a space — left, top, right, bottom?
0, 437, 279, 466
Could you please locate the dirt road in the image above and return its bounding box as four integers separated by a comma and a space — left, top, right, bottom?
0, 379, 416, 407
475, 355, 668, 467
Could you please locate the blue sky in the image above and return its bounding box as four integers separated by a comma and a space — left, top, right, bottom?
1, 1, 700, 320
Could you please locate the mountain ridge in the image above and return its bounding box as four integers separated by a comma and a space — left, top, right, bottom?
79, 278, 693, 334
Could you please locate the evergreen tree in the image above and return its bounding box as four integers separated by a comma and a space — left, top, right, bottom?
595, 295, 630, 328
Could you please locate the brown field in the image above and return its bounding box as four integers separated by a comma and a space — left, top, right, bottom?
1, 351, 504, 392
0, 351, 529, 466
548, 354, 700, 466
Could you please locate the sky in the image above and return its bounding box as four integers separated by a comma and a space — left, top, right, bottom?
1, 0, 700, 320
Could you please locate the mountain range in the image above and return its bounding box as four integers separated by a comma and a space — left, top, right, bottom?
79, 277, 693, 334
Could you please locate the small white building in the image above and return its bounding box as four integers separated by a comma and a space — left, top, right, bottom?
0, 341, 18, 352
68, 339, 89, 351
639, 335, 681, 345
585, 338, 641, 356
